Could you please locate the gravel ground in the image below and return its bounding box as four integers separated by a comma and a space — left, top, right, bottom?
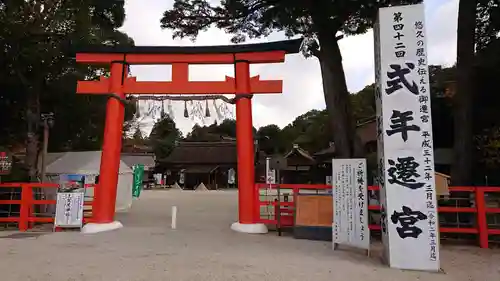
0, 189, 498, 281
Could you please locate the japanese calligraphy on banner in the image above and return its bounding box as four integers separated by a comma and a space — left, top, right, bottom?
54, 192, 85, 228
374, 4, 440, 271
332, 159, 369, 251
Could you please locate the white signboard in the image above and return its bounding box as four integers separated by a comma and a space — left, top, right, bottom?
374, 4, 439, 271
178, 171, 185, 185
332, 159, 369, 251
265, 157, 276, 184
228, 168, 236, 184
154, 173, 162, 184
54, 192, 84, 228
266, 169, 276, 184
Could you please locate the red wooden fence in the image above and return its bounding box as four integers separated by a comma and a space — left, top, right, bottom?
0, 183, 95, 231
255, 183, 500, 248
1, 182, 499, 249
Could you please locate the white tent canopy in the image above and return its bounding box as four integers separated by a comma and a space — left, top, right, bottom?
46, 151, 132, 175
45, 151, 133, 212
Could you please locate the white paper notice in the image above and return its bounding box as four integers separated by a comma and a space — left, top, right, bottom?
54, 192, 84, 228
332, 159, 369, 250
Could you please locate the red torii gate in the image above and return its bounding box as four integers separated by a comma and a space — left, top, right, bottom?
76, 39, 301, 233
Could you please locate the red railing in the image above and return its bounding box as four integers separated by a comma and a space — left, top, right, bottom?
0, 183, 95, 231
255, 183, 500, 248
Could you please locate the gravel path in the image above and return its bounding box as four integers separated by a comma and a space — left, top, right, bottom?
0, 190, 498, 281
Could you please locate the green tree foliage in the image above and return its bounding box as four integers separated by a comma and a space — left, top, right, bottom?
183, 64, 459, 154
160, 0, 422, 159
280, 109, 331, 154
185, 119, 258, 141
471, 36, 500, 183
476, 0, 500, 51
185, 123, 223, 141
350, 84, 376, 122
122, 124, 153, 153
149, 116, 182, 161
427, 66, 454, 149
256, 124, 284, 155
422, 61, 500, 184
350, 66, 456, 151
182, 85, 376, 155
0, 1, 135, 179
209, 119, 238, 138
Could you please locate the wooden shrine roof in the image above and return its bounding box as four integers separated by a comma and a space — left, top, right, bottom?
283, 144, 316, 166
161, 141, 237, 165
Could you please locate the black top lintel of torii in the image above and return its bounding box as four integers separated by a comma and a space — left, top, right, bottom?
76, 38, 303, 55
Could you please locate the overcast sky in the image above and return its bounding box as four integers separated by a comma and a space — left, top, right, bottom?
119, 0, 459, 136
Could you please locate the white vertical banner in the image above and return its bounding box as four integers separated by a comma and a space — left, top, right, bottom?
178, 171, 185, 185
267, 170, 276, 184
332, 159, 369, 251
374, 4, 440, 271
228, 168, 236, 184
265, 157, 276, 184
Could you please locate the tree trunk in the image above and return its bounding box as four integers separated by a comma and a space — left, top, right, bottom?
25, 90, 40, 182
452, 0, 476, 185
317, 32, 362, 159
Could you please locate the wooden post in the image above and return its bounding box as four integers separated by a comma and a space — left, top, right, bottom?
19, 184, 29, 232
475, 188, 489, 248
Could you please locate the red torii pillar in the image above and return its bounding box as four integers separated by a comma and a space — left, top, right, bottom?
75, 40, 301, 233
